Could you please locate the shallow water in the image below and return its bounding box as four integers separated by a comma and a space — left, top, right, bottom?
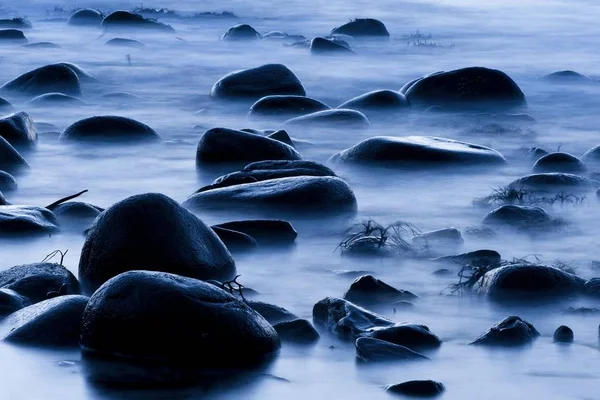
1, 0, 600, 399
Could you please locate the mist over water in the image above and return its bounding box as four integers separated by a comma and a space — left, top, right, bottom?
0, 0, 599, 399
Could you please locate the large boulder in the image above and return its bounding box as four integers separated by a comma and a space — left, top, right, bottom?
507, 173, 598, 194
343, 275, 417, 307
330, 136, 506, 167
355, 337, 429, 362
210, 64, 305, 100
195, 128, 301, 165
248, 95, 330, 119
360, 324, 442, 352
3, 295, 88, 346
1, 63, 80, 96
0, 29, 27, 44
213, 219, 297, 245
101, 11, 174, 31
68, 9, 103, 26
221, 24, 261, 40
310, 37, 354, 54
0, 137, 28, 174
532, 152, 587, 174
338, 90, 410, 113
581, 145, 600, 167
283, 109, 369, 129
0, 111, 37, 148
273, 319, 320, 343
0, 170, 17, 192
183, 176, 358, 216
553, 325, 574, 343
80, 271, 280, 366
0, 263, 80, 305
330, 18, 390, 37
403, 67, 526, 110
481, 205, 552, 228
470, 316, 539, 346
476, 264, 585, 301
59, 116, 160, 142
583, 278, 600, 298
0, 205, 59, 236
247, 300, 299, 324
79, 193, 236, 293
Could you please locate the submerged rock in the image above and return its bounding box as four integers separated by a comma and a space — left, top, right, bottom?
0, 137, 28, 174
101, 11, 174, 31
221, 24, 261, 40
507, 173, 598, 193
386, 380, 445, 397
412, 228, 463, 253
247, 301, 299, 324
581, 145, 600, 167
338, 90, 410, 113
553, 325, 574, 343
79, 193, 236, 293
0, 96, 13, 111
274, 319, 320, 343
310, 37, 354, 54
105, 37, 145, 47
267, 130, 295, 148
0, 170, 17, 191
27, 93, 86, 107
434, 249, 502, 268
213, 219, 298, 245
0, 18, 31, 29
482, 205, 552, 228
283, 109, 370, 129
361, 324, 442, 352
0, 205, 59, 236
470, 316, 539, 346
50, 201, 102, 229
330, 136, 506, 167
68, 9, 104, 26
195, 127, 301, 164
3, 295, 88, 346
80, 271, 280, 366
355, 337, 429, 362
211, 226, 258, 252
0, 29, 27, 44
584, 278, 600, 298
0, 288, 28, 317
59, 116, 160, 142
404, 67, 526, 110
248, 95, 330, 119
532, 152, 587, 174
330, 18, 390, 37
542, 70, 592, 83
211, 64, 306, 100
0, 112, 37, 149
343, 275, 417, 307
1, 63, 81, 96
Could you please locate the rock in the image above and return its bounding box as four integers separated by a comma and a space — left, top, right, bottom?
355, 337, 429, 362
211, 226, 258, 252
343, 275, 417, 307
338, 90, 409, 115
211, 64, 305, 100
0, 96, 13, 111
313, 297, 394, 339
55, 62, 96, 83
221, 24, 261, 40
0, 18, 31, 29
183, 176, 358, 216
0, 190, 7, 205
0, 170, 16, 191
105, 37, 145, 47
481, 205, 552, 228
213, 219, 297, 245
1, 63, 81, 96
404, 67, 526, 111
195, 128, 301, 164
3, 295, 88, 346
101, 11, 174, 32
248, 95, 330, 120
0, 263, 80, 304
412, 228, 463, 253
0, 137, 28, 174
21, 42, 61, 49
50, 202, 102, 229
434, 249, 502, 268
581, 145, 600, 167
0, 112, 37, 149
563, 306, 600, 315
0, 288, 29, 317
477, 264, 585, 301
433, 269, 452, 276
360, 324, 442, 352
59, 116, 160, 142
584, 278, 600, 297
283, 109, 370, 129
310, 37, 354, 54
330, 136, 506, 167
525, 146, 549, 161
100, 92, 144, 101
470, 316, 539, 346
553, 325, 574, 343
267, 130, 295, 148
508, 173, 598, 193
330, 18, 389, 37
532, 152, 587, 174
80, 271, 280, 366
0, 205, 59, 236
27, 93, 87, 107
247, 301, 298, 324
0, 29, 27, 44
542, 70, 592, 83
68, 9, 104, 26
386, 380, 445, 397
273, 319, 320, 343
79, 193, 236, 293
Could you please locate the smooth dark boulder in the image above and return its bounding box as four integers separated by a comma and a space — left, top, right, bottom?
79, 193, 236, 293
211, 64, 306, 99
412, 228, 463, 253
0, 263, 80, 304
68, 9, 103, 26
214, 219, 297, 245
584, 278, 600, 297
0, 18, 31, 29
355, 337, 429, 362
51, 202, 102, 230
581, 145, 600, 166
101, 11, 174, 32
338, 90, 410, 113
0, 288, 28, 317
274, 319, 320, 343
542, 70, 592, 83
477, 264, 585, 301
404, 67, 526, 110
331, 136, 506, 167
221, 24, 261, 40
267, 130, 295, 148
183, 176, 358, 215
331, 18, 389, 37
434, 249, 501, 268
310, 37, 354, 54
247, 301, 298, 324
482, 205, 552, 228
532, 152, 587, 174
56, 62, 96, 83
361, 324, 442, 352
507, 173, 598, 193
553, 325, 574, 343
283, 109, 369, 129
343, 275, 417, 307
248, 95, 330, 119
0, 96, 13, 111
195, 127, 301, 164
211, 226, 258, 252
313, 297, 394, 339
3, 295, 88, 346
59, 116, 160, 142
386, 380, 445, 397
0, 205, 59, 236
27, 93, 86, 107
21, 42, 60, 49
105, 37, 145, 47
80, 271, 280, 366
0, 190, 7, 205
0, 29, 27, 44
1, 64, 81, 96
0, 137, 28, 173
470, 316, 539, 346
0, 112, 36, 149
